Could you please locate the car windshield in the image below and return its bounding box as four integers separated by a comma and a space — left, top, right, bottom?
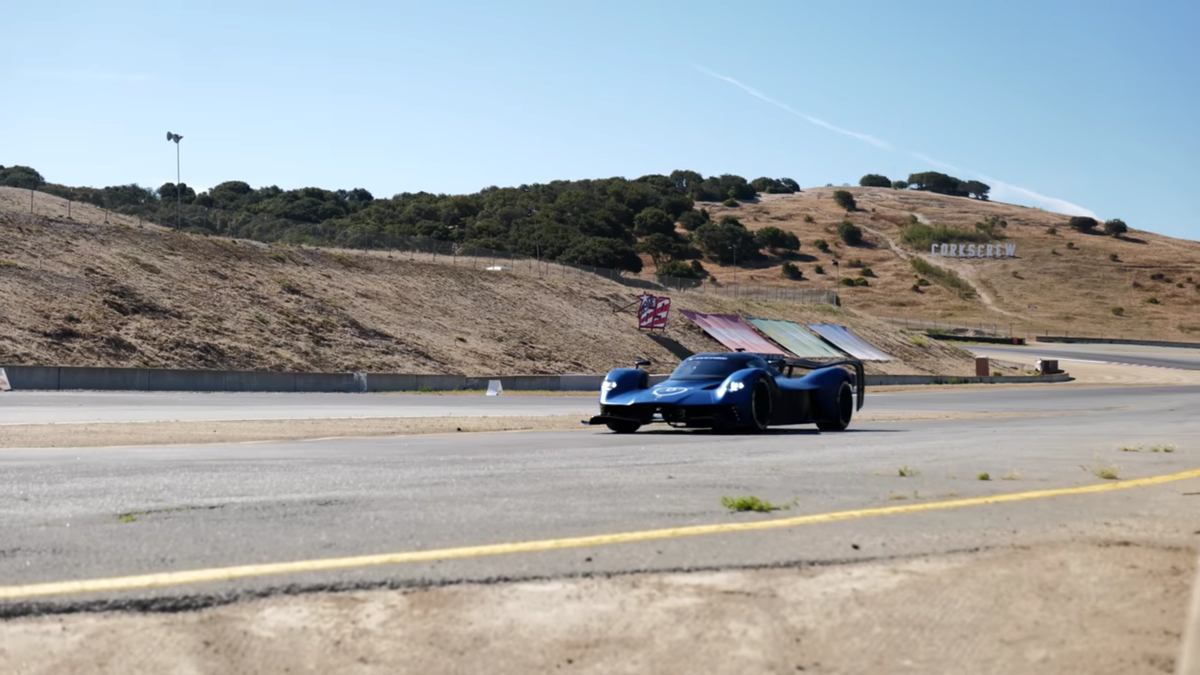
670, 355, 765, 381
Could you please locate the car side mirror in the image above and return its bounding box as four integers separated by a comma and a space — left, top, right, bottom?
634, 359, 651, 369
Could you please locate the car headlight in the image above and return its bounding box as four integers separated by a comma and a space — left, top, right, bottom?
728, 381, 745, 392
602, 380, 618, 392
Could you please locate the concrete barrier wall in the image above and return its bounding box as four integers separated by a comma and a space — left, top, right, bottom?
1036, 336, 1200, 349
0, 365, 1072, 393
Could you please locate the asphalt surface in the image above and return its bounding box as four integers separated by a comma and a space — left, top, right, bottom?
971, 341, 1200, 370
2, 382, 1198, 612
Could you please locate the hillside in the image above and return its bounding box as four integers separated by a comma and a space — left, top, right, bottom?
686, 188, 1200, 340
0, 206, 980, 376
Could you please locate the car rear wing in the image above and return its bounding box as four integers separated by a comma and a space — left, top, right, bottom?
756, 354, 865, 411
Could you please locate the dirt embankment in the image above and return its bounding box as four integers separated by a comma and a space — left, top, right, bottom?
0, 210, 978, 376
2, 540, 1193, 675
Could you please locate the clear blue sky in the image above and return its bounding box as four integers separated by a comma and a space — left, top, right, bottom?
3, 0, 1197, 239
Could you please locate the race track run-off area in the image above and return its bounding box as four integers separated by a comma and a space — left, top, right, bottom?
2, 344, 1199, 675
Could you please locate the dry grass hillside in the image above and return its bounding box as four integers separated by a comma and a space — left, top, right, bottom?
690, 188, 1200, 340
0, 206, 981, 376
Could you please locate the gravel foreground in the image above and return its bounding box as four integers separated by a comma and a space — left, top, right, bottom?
2, 539, 1195, 675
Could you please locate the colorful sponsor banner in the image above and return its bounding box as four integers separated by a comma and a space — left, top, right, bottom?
679, 310, 786, 355
746, 318, 847, 359
804, 324, 894, 361
636, 294, 671, 330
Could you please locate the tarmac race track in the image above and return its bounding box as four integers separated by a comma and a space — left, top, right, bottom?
1, 368, 1198, 612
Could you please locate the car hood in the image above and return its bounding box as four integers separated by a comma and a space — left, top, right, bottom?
603, 377, 727, 406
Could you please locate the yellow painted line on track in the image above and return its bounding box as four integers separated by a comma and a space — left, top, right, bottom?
3, 467, 1198, 601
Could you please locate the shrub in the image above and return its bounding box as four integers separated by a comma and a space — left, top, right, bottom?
1150, 272, 1165, 281
1104, 218, 1128, 237
1046, 226, 1057, 235
846, 258, 864, 268
916, 277, 930, 286
838, 220, 863, 245
722, 197, 739, 208
910, 283, 922, 292
678, 210, 709, 232
803, 215, 815, 223
1111, 307, 1124, 316
656, 259, 702, 280
859, 174, 891, 188
911, 258, 974, 298
1109, 253, 1119, 261
781, 262, 803, 280
854, 277, 869, 286
1069, 216, 1098, 231
814, 239, 830, 252
840, 277, 857, 287
892, 180, 909, 190
833, 190, 857, 211
860, 267, 876, 277
900, 222, 990, 248
1147, 297, 1160, 305
814, 264, 825, 275
755, 226, 800, 252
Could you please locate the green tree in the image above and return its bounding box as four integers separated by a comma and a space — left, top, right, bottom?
636, 233, 680, 269
754, 226, 800, 252
0, 165, 45, 189
781, 262, 803, 280
656, 260, 701, 279
633, 207, 676, 237
678, 209, 709, 231
693, 218, 760, 264
833, 190, 857, 211
1069, 216, 1098, 232
838, 220, 864, 246
859, 174, 891, 188
961, 180, 991, 200
561, 237, 643, 273
1104, 218, 1128, 237
892, 180, 910, 190
660, 193, 695, 220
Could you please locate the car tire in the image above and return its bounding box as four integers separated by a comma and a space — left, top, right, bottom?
749, 377, 773, 432
606, 420, 641, 434
816, 380, 854, 431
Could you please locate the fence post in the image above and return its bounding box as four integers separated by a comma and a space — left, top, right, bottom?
30, 189, 34, 214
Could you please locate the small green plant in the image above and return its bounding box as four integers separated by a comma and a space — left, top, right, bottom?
1150, 444, 1176, 453
916, 277, 930, 286
854, 277, 870, 287
814, 264, 825, 275
907, 335, 928, 347
269, 252, 287, 263
418, 384, 435, 393
253, 314, 269, 325
1001, 471, 1020, 481
1150, 272, 1165, 281
803, 215, 815, 223
840, 277, 857, 287
1119, 444, 1143, 452
977, 472, 991, 481
721, 495, 795, 512
118, 513, 139, 523
814, 239, 830, 253
1147, 297, 1160, 305
860, 267, 875, 277
887, 493, 908, 501
1085, 462, 1121, 480
991, 370, 1003, 377
847, 258, 865, 268
949, 377, 967, 385
1109, 253, 1119, 262
897, 465, 918, 477
781, 262, 803, 280
1111, 307, 1124, 316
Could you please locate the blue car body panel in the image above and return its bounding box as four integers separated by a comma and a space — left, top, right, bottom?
588, 352, 865, 431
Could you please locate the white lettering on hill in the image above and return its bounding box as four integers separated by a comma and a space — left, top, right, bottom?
931, 243, 1017, 258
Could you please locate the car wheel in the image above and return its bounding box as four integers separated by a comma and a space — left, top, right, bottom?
606, 420, 641, 434
816, 381, 853, 431
749, 377, 772, 432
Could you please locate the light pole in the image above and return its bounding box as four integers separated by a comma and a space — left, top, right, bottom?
166, 131, 183, 229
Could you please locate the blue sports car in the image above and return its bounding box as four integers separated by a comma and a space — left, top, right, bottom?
585, 351, 865, 433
